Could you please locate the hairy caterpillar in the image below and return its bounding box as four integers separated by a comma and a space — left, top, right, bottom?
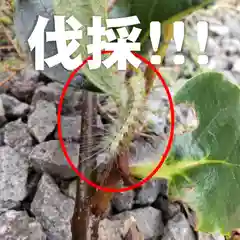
78, 71, 148, 169
101, 74, 147, 157
77, 68, 186, 175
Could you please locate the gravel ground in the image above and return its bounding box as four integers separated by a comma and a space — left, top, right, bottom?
0, 2, 239, 240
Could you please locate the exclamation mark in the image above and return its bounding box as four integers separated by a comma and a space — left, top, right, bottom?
173, 21, 185, 65
150, 21, 161, 64
197, 21, 209, 65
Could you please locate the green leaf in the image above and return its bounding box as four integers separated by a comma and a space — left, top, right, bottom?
130, 72, 240, 234
109, 0, 214, 54
14, 0, 124, 97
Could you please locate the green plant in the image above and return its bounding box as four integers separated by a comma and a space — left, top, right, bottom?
131, 72, 240, 236
13, 0, 240, 239
93, 1, 239, 238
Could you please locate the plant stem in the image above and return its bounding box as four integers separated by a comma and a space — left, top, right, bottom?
107, 0, 118, 12
71, 91, 99, 240
145, 23, 173, 95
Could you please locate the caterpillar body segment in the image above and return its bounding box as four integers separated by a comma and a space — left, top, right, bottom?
99, 73, 147, 161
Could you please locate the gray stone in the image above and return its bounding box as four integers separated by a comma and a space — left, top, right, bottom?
98, 218, 123, 240
206, 37, 221, 57
167, 202, 181, 219
217, 0, 238, 6
32, 82, 63, 105
0, 200, 21, 214
148, 87, 170, 111
221, 38, 240, 55
29, 140, 79, 178
129, 137, 166, 168
135, 179, 168, 205
145, 112, 167, 136
9, 66, 42, 102
165, 41, 177, 56
0, 210, 46, 240
98, 216, 144, 240
179, 203, 197, 229
26, 170, 42, 198
161, 213, 195, 240
223, 14, 240, 39
4, 119, 33, 149
112, 190, 135, 212
163, 40, 181, 67
17, 146, 33, 158
0, 94, 30, 118
229, 55, 240, 64
0, 146, 28, 212
31, 174, 74, 240
198, 232, 225, 240
232, 59, 240, 73
0, 130, 4, 146
0, 97, 6, 127
207, 56, 229, 71
55, 115, 81, 141
68, 90, 83, 113
182, 57, 196, 78
28, 100, 56, 142
62, 179, 77, 199
195, 16, 222, 26
153, 196, 181, 221
146, 87, 170, 140
112, 207, 164, 239
174, 103, 199, 135
163, 54, 176, 66
124, 221, 145, 240
32, 82, 81, 114
209, 24, 229, 36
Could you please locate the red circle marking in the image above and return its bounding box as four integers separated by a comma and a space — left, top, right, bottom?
57, 50, 175, 193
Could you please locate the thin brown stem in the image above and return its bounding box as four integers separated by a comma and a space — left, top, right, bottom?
1, 23, 26, 60
0, 71, 15, 87
107, 0, 118, 12
71, 91, 99, 240
0, 45, 13, 50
